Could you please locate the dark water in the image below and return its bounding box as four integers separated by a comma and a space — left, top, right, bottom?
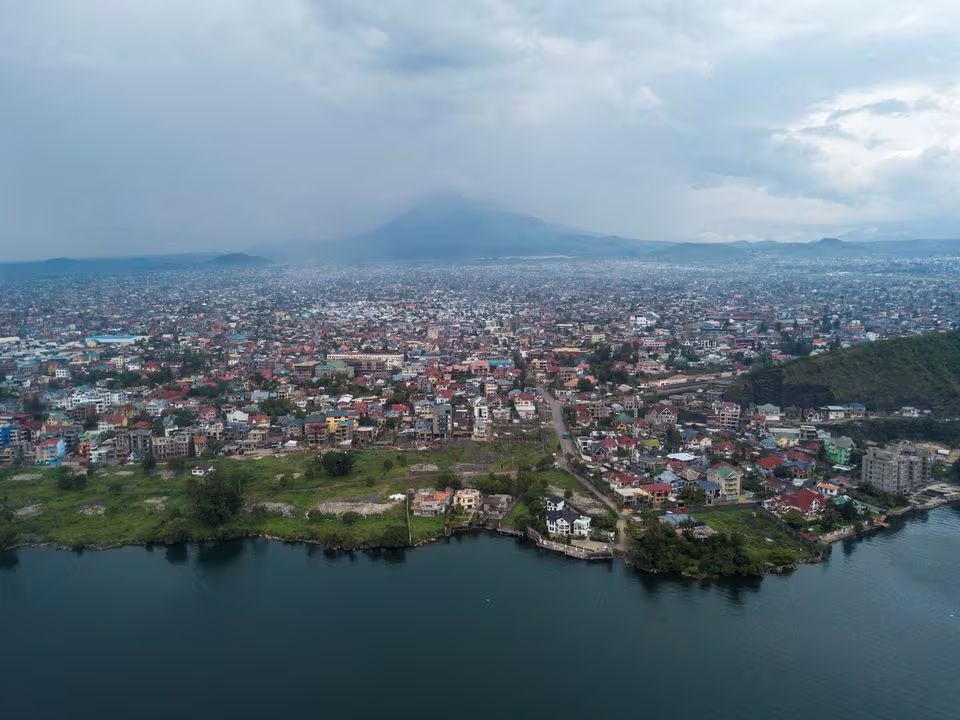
2, 508, 960, 720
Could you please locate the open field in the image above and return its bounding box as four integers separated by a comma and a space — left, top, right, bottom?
0, 439, 551, 550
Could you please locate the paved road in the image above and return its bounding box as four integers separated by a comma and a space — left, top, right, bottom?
538, 386, 630, 553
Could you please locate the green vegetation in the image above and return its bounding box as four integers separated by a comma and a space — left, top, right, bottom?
630, 508, 820, 578
727, 330, 960, 414
832, 417, 960, 447
845, 485, 909, 512
0, 439, 552, 551
320, 451, 356, 477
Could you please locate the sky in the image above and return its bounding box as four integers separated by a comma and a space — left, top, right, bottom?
2, 0, 960, 260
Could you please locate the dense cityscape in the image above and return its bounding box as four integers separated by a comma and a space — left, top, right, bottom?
1, 256, 957, 574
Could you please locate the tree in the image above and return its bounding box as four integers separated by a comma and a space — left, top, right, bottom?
577, 378, 594, 392
382, 458, 394, 473
56, 467, 87, 491
0, 521, 17, 549
142, 453, 157, 474
187, 474, 244, 527
321, 451, 355, 478
435, 470, 461, 490
341, 511, 361, 525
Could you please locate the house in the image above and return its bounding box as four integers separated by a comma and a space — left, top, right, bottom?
640, 483, 672, 507
706, 464, 743, 500
35, 437, 65, 465
695, 480, 722, 504
544, 495, 566, 511
453, 488, 481, 512
607, 472, 640, 490
513, 393, 537, 420
824, 436, 854, 465
545, 507, 591, 537
776, 488, 826, 518
815, 481, 840, 497
411, 489, 453, 517
644, 404, 679, 428
657, 469, 685, 494
481, 494, 513, 518
613, 486, 649, 506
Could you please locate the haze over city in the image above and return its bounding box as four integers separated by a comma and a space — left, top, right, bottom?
3, 0, 960, 260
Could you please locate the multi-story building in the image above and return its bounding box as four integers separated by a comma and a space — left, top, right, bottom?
325, 353, 404, 372
710, 401, 741, 432
824, 436, 854, 465
861, 443, 932, 495
152, 432, 190, 461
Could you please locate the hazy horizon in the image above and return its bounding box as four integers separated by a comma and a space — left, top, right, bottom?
3, 1, 960, 260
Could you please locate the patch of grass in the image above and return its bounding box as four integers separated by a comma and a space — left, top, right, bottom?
695, 507, 816, 565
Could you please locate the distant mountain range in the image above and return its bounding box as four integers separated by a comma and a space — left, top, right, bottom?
256, 194, 960, 263
0, 253, 271, 280
8, 196, 960, 271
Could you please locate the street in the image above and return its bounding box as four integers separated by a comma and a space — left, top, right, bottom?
539, 386, 630, 552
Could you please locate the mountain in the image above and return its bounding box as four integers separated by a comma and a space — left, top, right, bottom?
648, 242, 747, 263
726, 331, 960, 414
261, 194, 670, 262
259, 196, 960, 264
0, 252, 268, 280
203, 253, 271, 268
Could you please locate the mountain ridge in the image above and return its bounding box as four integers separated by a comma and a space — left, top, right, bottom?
725, 331, 960, 415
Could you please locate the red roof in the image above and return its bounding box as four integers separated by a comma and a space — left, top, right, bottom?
757, 456, 784, 470
779, 488, 823, 514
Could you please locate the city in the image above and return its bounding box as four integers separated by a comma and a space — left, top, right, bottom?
1, 257, 957, 575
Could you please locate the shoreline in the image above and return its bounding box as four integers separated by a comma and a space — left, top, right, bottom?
5, 498, 958, 580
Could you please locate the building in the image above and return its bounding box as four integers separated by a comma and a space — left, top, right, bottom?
325, 353, 404, 372
152, 433, 190, 461
453, 488, 481, 512
824, 436, 854, 465
710, 401, 741, 432
861, 443, 932, 495
545, 507, 592, 537
706, 464, 743, 501
304, 414, 328, 447
411, 489, 452, 517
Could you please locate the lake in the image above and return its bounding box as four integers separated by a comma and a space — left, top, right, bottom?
2, 507, 959, 720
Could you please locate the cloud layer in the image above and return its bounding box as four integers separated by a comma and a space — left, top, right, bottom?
1, 0, 959, 259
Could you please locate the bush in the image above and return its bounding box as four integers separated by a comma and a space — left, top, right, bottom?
55, 468, 87, 491
187, 474, 244, 527
142, 454, 157, 473
108, 482, 123, 495
0, 521, 18, 549
321, 451, 355, 477
341, 511, 361, 525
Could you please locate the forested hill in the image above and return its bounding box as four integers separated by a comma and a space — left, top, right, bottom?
725, 331, 960, 414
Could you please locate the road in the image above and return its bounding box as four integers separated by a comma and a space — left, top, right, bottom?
538, 386, 630, 553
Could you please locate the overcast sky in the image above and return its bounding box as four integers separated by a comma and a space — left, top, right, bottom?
2, 0, 960, 260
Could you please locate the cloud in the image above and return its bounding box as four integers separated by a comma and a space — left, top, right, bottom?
827, 98, 913, 122
1, 0, 960, 260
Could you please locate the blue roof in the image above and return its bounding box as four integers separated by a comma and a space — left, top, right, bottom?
663, 514, 691, 527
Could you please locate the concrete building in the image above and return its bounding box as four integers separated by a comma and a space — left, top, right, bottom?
861, 443, 932, 495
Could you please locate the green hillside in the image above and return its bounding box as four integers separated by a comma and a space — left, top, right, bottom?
726, 331, 960, 414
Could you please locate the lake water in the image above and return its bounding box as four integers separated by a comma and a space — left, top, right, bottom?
2, 507, 960, 720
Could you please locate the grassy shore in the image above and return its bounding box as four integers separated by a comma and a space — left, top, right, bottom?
695, 507, 820, 566
0, 437, 554, 551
